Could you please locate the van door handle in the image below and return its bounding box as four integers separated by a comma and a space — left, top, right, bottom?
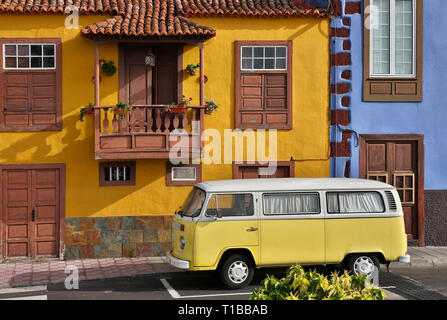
246, 227, 258, 232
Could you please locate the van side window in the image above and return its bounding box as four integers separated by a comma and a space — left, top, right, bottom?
326, 192, 385, 214
206, 194, 254, 217
263, 193, 320, 215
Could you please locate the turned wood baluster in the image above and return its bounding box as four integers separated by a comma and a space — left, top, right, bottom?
172, 112, 180, 132
147, 107, 154, 133
112, 111, 118, 134
182, 110, 189, 133
102, 107, 110, 134
140, 107, 148, 133
155, 108, 162, 133
135, 107, 142, 133
118, 111, 128, 133
163, 111, 171, 133
129, 107, 136, 133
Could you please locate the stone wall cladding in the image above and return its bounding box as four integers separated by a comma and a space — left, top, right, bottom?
64, 215, 173, 260
424, 191, 447, 246
330, 0, 360, 178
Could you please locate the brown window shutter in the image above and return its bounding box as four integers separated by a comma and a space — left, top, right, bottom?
235, 41, 292, 130
363, 0, 423, 102
0, 38, 62, 131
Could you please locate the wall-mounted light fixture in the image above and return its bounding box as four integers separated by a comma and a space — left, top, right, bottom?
145, 53, 156, 67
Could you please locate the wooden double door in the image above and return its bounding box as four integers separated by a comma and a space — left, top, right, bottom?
359, 135, 424, 246
1, 164, 65, 258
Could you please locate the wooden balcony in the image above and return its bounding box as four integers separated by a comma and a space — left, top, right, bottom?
94, 105, 204, 160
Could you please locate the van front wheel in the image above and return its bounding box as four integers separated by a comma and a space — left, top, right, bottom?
345, 254, 379, 282
219, 254, 254, 289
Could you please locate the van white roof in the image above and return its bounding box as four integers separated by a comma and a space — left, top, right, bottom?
195, 178, 394, 193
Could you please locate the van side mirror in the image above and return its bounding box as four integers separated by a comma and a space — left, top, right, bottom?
206, 209, 223, 219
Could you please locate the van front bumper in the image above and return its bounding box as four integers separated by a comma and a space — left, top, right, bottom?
166, 250, 190, 269
399, 254, 411, 263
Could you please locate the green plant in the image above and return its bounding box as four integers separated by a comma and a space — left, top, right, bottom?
165, 95, 192, 112
110, 102, 132, 122
186, 63, 200, 75
79, 102, 95, 122
204, 99, 219, 114
250, 265, 386, 300
101, 60, 117, 76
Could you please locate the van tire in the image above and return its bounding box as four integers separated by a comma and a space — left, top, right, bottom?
219, 254, 254, 289
345, 254, 380, 282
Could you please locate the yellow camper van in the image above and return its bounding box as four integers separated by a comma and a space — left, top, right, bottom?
166, 178, 410, 289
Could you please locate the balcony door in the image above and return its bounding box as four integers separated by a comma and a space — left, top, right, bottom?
118, 45, 182, 105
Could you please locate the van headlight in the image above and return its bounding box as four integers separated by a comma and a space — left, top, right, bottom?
180, 236, 185, 249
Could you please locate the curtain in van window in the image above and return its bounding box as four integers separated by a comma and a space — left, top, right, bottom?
263, 193, 319, 215
327, 192, 385, 213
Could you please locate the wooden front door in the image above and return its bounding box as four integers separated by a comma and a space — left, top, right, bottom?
1, 164, 65, 258
359, 135, 424, 246
119, 45, 181, 105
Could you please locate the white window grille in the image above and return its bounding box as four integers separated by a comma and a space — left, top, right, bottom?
3, 43, 56, 70
241, 46, 287, 71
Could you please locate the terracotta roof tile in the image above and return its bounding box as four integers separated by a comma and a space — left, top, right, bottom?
0, 0, 329, 39
81, 0, 216, 39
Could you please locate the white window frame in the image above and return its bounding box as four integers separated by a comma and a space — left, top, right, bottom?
3, 43, 57, 70
369, 0, 416, 78
240, 45, 288, 71
171, 166, 197, 182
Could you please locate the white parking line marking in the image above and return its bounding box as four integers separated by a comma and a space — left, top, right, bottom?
160, 278, 181, 299
1, 295, 47, 300
160, 278, 251, 299
381, 286, 397, 289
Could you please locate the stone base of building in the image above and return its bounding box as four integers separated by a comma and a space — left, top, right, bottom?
425, 190, 447, 246
64, 215, 173, 260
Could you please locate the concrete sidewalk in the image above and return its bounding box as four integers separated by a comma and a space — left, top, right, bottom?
0, 246, 446, 289
391, 246, 447, 270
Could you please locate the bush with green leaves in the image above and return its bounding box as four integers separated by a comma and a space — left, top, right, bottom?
250, 265, 386, 300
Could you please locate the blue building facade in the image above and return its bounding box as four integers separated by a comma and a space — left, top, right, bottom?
330, 0, 447, 246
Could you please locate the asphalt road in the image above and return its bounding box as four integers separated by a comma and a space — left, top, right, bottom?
0, 265, 446, 300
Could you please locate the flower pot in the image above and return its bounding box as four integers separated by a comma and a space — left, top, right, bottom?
85, 106, 94, 114
188, 71, 196, 76
205, 108, 213, 115
169, 104, 187, 113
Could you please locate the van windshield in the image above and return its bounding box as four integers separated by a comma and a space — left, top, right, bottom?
177, 187, 206, 217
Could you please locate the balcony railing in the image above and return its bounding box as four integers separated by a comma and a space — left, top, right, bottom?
94, 105, 204, 160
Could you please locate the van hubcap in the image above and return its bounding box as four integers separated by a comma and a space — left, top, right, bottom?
228, 261, 248, 283
353, 256, 375, 277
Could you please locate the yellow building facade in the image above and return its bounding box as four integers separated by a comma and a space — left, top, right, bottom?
0, 1, 331, 259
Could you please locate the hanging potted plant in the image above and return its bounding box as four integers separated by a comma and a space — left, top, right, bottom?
110, 102, 132, 122
204, 99, 219, 115
79, 102, 95, 122
186, 63, 200, 76
101, 60, 117, 77
165, 95, 192, 113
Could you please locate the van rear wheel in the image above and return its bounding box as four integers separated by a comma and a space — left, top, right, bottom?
345, 254, 379, 282
219, 254, 254, 289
